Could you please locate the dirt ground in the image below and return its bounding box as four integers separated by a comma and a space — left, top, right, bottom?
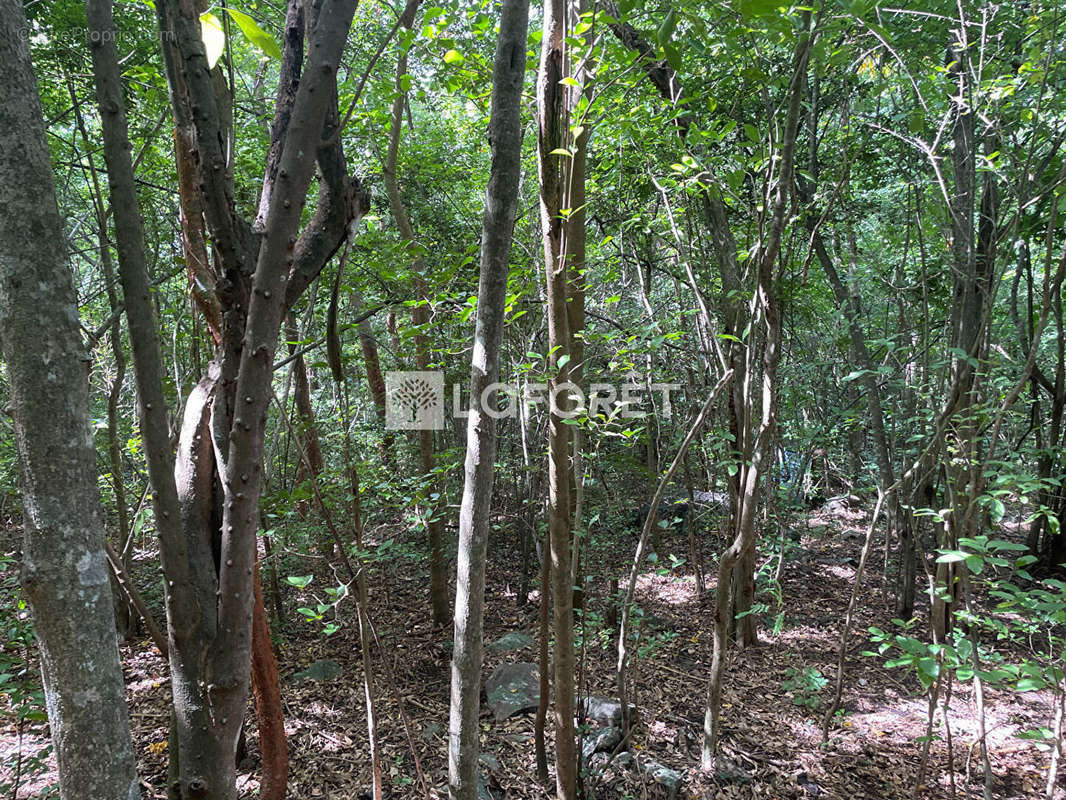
2, 499, 1064, 799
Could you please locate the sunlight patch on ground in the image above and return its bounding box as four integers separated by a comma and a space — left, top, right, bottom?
305, 700, 343, 721
766, 622, 838, 649
633, 572, 699, 607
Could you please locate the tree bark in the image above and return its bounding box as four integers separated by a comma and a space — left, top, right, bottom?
67, 80, 138, 640
537, 0, 577, 793
447, 2, 530, 795
381, 0, 449, 627
250, 558, 288, 800
91, 0, 360, 796
0, 4, 140, 797
702, 15, 813, 765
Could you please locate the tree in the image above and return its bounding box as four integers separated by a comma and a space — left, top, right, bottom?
447, 1, 530, 795
702, 10, 814, 764
381, 0, 450, 626
536, 0, 577, 793
0, 2, 140, 797
84, 0, 364, 796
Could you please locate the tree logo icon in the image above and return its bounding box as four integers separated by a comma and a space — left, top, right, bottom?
385, 371, 445, 430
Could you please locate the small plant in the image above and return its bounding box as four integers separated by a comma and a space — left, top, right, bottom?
285, 574, 348, 636
782, 666, 828, 709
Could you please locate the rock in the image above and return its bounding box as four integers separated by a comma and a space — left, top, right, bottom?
421, 722, 443, 741
486, 631, 532, 652
587, 752, 610, 773
479, 753, 501, 772
476, 773, 505, 800
636, 755, 684, 799
581, 726, 622, 760
580, 696, 636, 727
713, 756, 753, 784
823, 494, 862, 514
797, 771, 822, 796
502, 732, 532, 744
485, 662, 539, 722
611, 751, 633, 769
692, 489, 730, 511
292, 659, 342, 683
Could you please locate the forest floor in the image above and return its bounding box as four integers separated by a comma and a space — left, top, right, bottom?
2, 499, 1064, 799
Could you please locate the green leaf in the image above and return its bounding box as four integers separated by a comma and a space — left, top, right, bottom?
936, 551, 968, 564
200, 12, 225, 70
663, 42, 682, 72
286, 574, 313, 588
1015, 676, 1046, 692
224, 8, 282, 59
739, 0, 779, 20
443, 48, 465, 65
656, 8, 677, 45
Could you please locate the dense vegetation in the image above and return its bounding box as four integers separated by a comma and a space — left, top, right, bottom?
0, 0, 1065, 798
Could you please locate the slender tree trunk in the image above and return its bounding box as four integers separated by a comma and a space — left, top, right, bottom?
534, 525, 551, 783
537, 0, 578, 792
352, 287, 395, 466
702, 15, 812, 765
68, 81, 138, 639
447, 3, 530, 795
0, 6, 140, 796
381, 0, 449, 626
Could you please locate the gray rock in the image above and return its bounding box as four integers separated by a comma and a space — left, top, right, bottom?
485, 662, 540, 722
611, 751, 633, 769
692, 490, 730, 511
479, 753, 501, 772
291, 658, 342, 682
580, 696, 636, 727
477, 773, 505, 800
486, 631, 533, 652
636, 756, 684, 799
581, 726, 622, 760
587, 752, 610, 773
713, 756, 753, 784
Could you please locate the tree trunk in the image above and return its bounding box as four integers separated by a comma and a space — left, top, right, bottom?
702, 15, 812, 765
381, 0, 449, 627
91, 0, 360, 796
447, 2, 530, 795
537, 0, 577, 792
68, 81, 138, 640
250, 558, 288, 800
0, 5, 140, 796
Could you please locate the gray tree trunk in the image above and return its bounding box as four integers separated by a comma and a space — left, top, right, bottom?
0, 3, 140, 798
447, 0, 529, 795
